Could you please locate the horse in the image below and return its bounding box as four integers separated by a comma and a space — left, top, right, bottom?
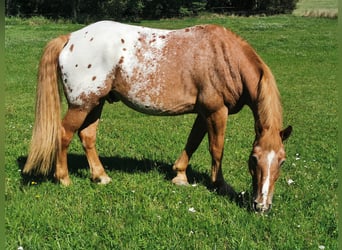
23, 21, 292, 213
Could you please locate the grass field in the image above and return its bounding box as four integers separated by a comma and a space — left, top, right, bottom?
5, 15, 337, 249
293, 0, 338, 17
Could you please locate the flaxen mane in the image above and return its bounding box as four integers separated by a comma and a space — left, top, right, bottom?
257, 64, 283, 132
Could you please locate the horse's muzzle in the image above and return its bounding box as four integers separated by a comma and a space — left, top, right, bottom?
253, 202, 272, 213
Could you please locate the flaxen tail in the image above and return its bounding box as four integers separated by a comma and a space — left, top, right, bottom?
23, 34, 69, 176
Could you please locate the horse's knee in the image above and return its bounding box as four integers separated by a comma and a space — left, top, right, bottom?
61, 126, 74, 148
78, 129, 96, 150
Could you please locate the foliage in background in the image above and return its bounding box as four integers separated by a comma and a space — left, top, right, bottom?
207, 0, 298, 14
5, 0, 298, 21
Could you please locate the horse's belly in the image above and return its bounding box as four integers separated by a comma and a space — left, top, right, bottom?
120, 91, 195, 115
114, 62, 197, 115
112, 76, 195, 115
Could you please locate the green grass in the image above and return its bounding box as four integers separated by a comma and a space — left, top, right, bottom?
5, 15, 337, 249
293, 0, 338, 18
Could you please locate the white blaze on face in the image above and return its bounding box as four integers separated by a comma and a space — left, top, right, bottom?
261, 150, 275, 206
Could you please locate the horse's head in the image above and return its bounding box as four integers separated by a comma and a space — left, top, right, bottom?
249, 126, 292, 213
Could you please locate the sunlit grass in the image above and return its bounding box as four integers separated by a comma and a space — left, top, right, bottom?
293, 0, 338, 18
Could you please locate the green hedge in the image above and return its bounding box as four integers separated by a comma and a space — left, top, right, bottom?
5, 0, 298, 21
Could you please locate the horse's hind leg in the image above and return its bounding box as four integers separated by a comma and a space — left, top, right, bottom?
172, 115, 207, 185
78, 101, 111, 184
55, 108, 90, 186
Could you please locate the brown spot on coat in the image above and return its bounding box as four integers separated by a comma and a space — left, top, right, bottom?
121, 38, 125, 43
88, 64, 92, 68
70, 44, 74, 52
90, 37, 94, 42
119, 56, 124, 64
92, 76, 97, 81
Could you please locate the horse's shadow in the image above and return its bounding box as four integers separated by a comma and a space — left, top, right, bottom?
17, 154, 252, 211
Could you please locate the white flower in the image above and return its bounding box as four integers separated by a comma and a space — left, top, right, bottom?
191, 183, 197, 187
318, 245, 325, 250
287, 179, 295, 185
188, 207, 196, 213
18, 247, 24, 250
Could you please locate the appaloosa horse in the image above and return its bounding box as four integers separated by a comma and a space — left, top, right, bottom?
23, 21, 292, 212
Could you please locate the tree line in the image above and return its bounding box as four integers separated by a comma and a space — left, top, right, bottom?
5, 0, 298, 22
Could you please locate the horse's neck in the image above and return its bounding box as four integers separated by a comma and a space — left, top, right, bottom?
250, 67, 283, 138
235, 39, 283, 138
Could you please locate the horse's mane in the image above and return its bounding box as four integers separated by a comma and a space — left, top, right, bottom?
236, 35, 283, 140
257, 63, 283, 133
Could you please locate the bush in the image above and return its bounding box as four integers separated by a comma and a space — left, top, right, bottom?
258, 0, 298, 14
5, 0, 299, 21
207, 0, 298, 15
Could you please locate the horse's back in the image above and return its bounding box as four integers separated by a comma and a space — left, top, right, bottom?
58, 21, 256, 115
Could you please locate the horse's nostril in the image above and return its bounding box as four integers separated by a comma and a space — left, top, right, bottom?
253, 202, 260, 212
253, 202, 272, 213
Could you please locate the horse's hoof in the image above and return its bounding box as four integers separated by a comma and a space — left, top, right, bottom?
172, 177, 189, 186
96, 175, 112, 185
59, 176, 71, 186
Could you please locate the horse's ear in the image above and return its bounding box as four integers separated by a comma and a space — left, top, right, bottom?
280, 126, 292, 142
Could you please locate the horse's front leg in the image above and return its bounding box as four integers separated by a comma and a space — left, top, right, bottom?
206, 106, 236, 198
172, 115, 207, 185
78, 102, 111, 184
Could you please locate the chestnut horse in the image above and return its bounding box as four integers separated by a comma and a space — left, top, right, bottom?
23, 21, 292, 212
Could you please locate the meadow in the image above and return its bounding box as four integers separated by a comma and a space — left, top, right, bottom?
5, 14, 337, 249
293, 0, 338, 18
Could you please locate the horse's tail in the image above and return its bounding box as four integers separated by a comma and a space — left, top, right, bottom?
23, 34, 70, 176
